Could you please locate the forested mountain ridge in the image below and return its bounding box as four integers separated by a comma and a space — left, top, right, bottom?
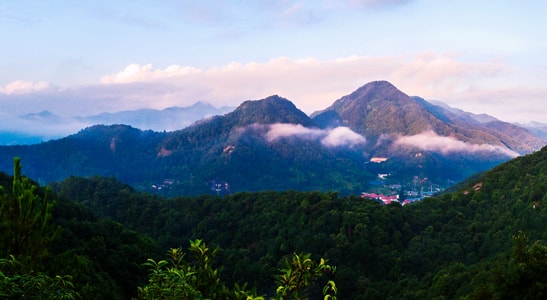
312, 80, 544, 154
416, 97, 545, 154
8, 144, 541, 299
0, 81, 544, 196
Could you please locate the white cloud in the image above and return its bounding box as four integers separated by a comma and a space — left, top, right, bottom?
0, 80, 50, 94
321, 126, 367, 148
1, 53, 545, 124
350, 0, 413, 9
89, 53, 528, 120
264, 123, 366, 148
393, 130, 519, 157
265, 123, 323, 141
100, 63, 202, 84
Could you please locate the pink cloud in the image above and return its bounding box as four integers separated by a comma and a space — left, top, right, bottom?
265, 123, 323, 141
393, 130, 519, 157
2, 53, 545, 124
321, 126, 367, 148
264, 123, 366, 148
0, 80, 50, 94
91, 53, 513, 118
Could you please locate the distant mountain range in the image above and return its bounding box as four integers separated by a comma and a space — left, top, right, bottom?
518, 121, 547, 141
0, 81, 545, 196
0, 102, 235, 145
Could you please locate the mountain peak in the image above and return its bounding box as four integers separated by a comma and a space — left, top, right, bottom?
344, 80, 409, 104
312, 81, 426, 136
315, 80, 412, 120
21, 110, 60, 121
232, 95, 313, 126
239, 94, 290, 108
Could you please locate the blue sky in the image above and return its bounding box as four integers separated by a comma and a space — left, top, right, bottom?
1, 0, 546, 124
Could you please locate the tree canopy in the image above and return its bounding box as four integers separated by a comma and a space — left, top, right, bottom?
0, 146, 546, 298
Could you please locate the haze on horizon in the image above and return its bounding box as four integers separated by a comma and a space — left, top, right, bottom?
1, 0, 546, 126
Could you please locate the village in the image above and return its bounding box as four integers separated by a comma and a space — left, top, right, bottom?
361, 173, 444, 205
361, 156, 445, 205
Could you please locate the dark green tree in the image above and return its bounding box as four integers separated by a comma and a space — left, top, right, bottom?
492, 232, 547, 299
0, 157, 59, 270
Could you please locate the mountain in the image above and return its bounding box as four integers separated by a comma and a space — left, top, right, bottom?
21, 110, 63, 122
154, 95, 372, 194
0, 81, 544, 196
79, 101, 235, 132
519, 121, 547, 141
428, 100, 499, 123
312, 81, 544, 155
419, 99, 545, 153
312, 80, 442, 136
0, 102, 234, 145
0, 95, 374, 195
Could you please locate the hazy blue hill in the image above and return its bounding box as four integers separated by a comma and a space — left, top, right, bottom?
80, 101, 235, 132
21, 110, 62, 122
521, 121, 547, 140
0, 102, 234, 145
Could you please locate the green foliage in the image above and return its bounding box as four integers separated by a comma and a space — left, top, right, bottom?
0, 254, 78, 299
275, 253, 337, 300
485, 232, 547, 299
49, 212, 161, 299
137, 252, 202, 299
136, 239, 262, 300
0, 157, 59, 269
45, 148, 547, 299
137, 241, 336, 300
0, 146, 546, 299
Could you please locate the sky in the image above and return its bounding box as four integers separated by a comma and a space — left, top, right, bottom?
1, 0, 546, 125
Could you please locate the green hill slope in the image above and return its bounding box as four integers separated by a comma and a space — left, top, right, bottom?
44, 146, 547, 298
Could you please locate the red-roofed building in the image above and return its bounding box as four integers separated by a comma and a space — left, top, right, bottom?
361, 192, 399, 205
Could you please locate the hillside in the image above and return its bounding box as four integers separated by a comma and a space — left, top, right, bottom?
35, 144, 547, 299
0, 81, 544, 196
0, 95, 374, 195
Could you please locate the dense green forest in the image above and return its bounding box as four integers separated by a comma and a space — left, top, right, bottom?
1, 145, 547, 299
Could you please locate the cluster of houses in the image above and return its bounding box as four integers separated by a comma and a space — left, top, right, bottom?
151, 178, 175, 191
207, 177, 231, 196
361, 192, 414, 206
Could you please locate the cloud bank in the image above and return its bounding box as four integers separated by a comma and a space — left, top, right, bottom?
262, 123, 366, 148
0, 53, 545, 123
393, 130, 519, 158
0, 80, 50, 94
